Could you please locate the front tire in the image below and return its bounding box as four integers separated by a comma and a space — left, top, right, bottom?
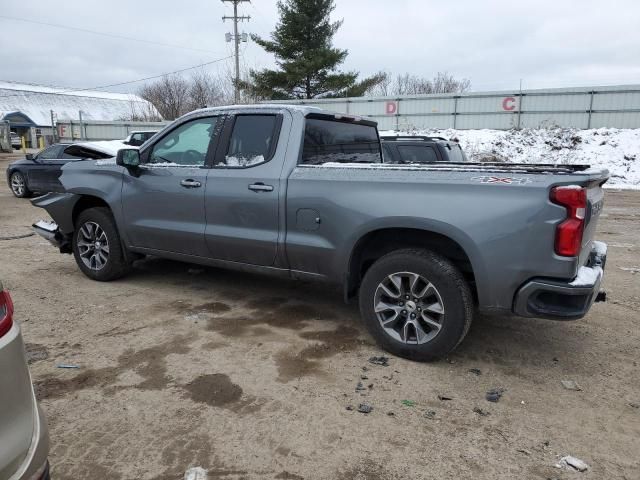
359, 248, 474, 361
72, 207, 130, 281
9, 171, 31, 198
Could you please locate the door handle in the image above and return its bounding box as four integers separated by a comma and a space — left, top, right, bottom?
180, 179, 202, 188
248, 183, 274, 192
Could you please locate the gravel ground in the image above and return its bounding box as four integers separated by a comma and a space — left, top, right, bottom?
1, 154, 639, 479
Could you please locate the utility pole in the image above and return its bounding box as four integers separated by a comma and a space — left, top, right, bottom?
222, 0, 250, 104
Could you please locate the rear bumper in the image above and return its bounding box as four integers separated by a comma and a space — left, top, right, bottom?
513, 242, 607, 320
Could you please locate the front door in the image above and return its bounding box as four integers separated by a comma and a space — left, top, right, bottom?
204, 112, 288, 266
122, 115, 221, 257
27, 145, 64, 191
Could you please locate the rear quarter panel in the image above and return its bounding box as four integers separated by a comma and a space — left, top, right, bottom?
286, 166, 593, 312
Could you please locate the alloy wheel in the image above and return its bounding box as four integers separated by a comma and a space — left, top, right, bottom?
77, 221, 110, 271
373, 271, 445, 344
10, 172, 26, 197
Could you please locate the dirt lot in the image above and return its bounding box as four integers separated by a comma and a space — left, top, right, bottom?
1, 153, 639, 480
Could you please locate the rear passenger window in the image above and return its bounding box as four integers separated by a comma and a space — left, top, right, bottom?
397, 145, 439, 163
302, 118, 381, 165
218, 115, 279, 168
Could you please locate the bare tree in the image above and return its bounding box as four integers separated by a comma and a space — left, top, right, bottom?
368, 71, 471, 96
121, 98, 163, 122
139, 74, 190, 120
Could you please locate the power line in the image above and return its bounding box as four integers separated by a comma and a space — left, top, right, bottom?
0, 55, 234, 99
0, 14, 223, 55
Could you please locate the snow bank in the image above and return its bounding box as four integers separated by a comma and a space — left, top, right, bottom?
380, 128, 640, 189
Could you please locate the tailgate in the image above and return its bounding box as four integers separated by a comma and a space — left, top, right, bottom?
578, 179, 606, 268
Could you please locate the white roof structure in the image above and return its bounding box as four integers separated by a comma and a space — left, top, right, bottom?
0, 81, 160, 127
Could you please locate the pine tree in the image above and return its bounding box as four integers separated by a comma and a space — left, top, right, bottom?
244, 0, 382, 99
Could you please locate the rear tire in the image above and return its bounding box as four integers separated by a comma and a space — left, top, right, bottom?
359, 248, 474, 361
72, 207, 130, 281
9, 171, 31, 198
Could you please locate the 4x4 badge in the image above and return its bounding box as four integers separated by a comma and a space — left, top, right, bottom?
470, 176, 532, 185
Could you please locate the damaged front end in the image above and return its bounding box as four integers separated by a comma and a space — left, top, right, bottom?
31, 192, 79, 254
32, 220, 72, 253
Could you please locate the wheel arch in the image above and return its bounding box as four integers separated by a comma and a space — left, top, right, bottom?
344, 224, 487, 305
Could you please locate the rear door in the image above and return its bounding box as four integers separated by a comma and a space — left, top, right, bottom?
121, 115, 222, 257
204, 112, 288, 266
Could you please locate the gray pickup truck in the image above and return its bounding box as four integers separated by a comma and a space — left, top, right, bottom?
32, 105, 609, 360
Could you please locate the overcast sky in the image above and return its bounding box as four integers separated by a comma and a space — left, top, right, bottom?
1, 0, 639, 95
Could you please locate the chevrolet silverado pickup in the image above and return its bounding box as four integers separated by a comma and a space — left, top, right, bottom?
31, 105, 609, 360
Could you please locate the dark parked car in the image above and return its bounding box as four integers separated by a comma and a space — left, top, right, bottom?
381, 136, 468, 164
6, 141, 126, 198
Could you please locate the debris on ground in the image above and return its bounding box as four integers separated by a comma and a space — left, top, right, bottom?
468, 368, 482, 376
561, 380, 583, 391
387, 411, 395, 416
438, 395, 453, 401
368, 356, 390, 366
401, 400, 416, 407
486, 387, 506, 403
423, 410, 436, 420
473, 407, 490, 416
360, 375, 368, 380
368, 384, 374, 390
355, 381, 366, 392
184, 466, 208, 480
357, 403, 373, 414
56, 364, 80, 369
346, 405, 354, 411
628, 402, 639, 409
516, 448, 531, 456
555, 455, 589, 472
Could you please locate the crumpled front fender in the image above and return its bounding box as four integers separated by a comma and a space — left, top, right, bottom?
30, 192, 81, 235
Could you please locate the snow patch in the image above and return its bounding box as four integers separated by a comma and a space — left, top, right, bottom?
569, 266, 602, 286
380, 127, 640, 189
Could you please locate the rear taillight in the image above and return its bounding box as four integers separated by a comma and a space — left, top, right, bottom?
0, 288, 14, 338
551, 186, 587, 257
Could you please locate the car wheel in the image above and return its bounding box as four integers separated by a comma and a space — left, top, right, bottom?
72, 207, 130, 281
9, 171, 31, 198
359, 248, 474, 361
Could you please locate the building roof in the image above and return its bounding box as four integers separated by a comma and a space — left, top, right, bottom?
0, 81, 159, 127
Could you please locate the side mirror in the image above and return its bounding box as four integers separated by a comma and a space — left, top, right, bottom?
25, 153, 34, 160
116, 148, 140, 168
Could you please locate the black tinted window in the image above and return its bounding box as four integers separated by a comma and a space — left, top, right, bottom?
219, 115, 278, 167
302, 119, 381, 165
382, 143, 394, 163
37, 145, 62, 159
397, 145, 439, 163
61, 148, 83, 160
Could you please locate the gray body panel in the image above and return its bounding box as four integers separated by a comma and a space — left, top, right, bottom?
32, 105, 608, 316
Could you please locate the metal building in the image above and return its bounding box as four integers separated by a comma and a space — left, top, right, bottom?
274, 84, 640, 130
0, 81, 159, 148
